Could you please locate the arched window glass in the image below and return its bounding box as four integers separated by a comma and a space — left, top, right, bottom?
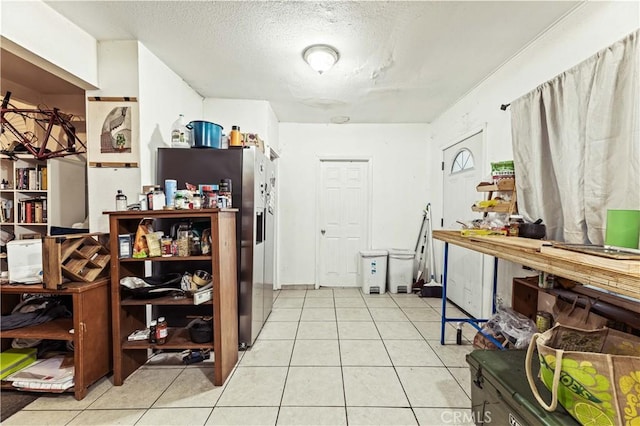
451, 149, 474, 174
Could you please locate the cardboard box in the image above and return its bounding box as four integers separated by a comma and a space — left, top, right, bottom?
0, 348, 37, 380
242, 133, 264, 153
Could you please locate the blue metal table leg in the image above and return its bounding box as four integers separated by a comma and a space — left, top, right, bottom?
437, 243, 505, 350
492, 256, 498, 314
440, 242, 449, 345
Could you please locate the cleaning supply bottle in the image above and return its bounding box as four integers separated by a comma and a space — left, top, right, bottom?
171, 114, 188, 147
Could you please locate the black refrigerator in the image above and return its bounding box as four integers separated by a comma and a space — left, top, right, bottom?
157, 147, 275, 348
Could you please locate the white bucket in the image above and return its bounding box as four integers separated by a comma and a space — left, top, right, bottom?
387, 248, 415, 294
359, 250, 388, 295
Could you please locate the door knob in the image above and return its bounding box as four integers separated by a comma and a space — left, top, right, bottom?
321, 229, 326, 235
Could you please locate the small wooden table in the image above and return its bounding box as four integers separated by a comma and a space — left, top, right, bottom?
432, 230, 640, 345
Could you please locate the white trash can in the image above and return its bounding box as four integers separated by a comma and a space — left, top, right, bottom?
359, 250, 388, 295
387, 248, 415, 294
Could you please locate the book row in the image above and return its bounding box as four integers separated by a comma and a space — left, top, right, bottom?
15, 166, 48, 191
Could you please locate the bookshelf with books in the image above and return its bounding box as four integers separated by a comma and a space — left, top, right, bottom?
1, 154, 86, 276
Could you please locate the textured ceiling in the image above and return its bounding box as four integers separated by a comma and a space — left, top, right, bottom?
44, 1, 580, 124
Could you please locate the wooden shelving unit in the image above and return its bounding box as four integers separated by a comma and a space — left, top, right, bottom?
107, 208, 238, 387
512, 276, 640, 331
472, 178, 517, 215
0, 154, 87, 279
0, 155, 86, 238
0, 279, 111, 400
42, 233, 110, 289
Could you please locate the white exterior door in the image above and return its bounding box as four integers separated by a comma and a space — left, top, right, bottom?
442, 130, 485, 318
317, 160, 370, 287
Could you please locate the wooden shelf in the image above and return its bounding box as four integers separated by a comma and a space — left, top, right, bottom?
1, 154, 86, 248
473, 178, 517, 216
119, 255, 212, 262
0, 278, 111, 400
0, 279, 108, 294
472, 204, 513, 213
1, 318, 74, 340
108, 209, 238, 387
476, 179, 515, 192
512, 277, 640, 331
122, 327, 213, 350
120, 295, 213, 306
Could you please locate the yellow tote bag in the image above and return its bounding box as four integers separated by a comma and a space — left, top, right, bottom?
525, 324, 640, 425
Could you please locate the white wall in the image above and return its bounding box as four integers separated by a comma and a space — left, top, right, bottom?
87, 41, 204, 232
428, 1, 640, 306
1, 1, 98, 89
278, 123, 430, 285
202, 99, 279, 153
87, 41, 141, 232
137, 43, 203, 187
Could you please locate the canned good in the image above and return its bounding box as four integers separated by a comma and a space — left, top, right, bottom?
536, 311, 553, 332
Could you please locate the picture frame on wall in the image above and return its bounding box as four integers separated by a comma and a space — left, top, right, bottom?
87, 97, 139, 168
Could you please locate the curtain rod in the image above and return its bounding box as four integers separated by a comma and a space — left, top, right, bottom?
500, 103, 511, 111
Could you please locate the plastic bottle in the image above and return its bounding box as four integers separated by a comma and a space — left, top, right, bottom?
149, 320, 157, 344
152, 186, 166, 210
164, 179, 177, 208
192, 192, 202, 209
171, 114, 188, 147
230, 125, 241, 147
219, 179, 232, 208
115, 190, 127, 211
156, 317, 168, 344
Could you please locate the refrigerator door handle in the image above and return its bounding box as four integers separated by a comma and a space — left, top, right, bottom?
256, 210, 265, 244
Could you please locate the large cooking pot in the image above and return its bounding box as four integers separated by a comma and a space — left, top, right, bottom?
187, 120, 223, 149
519, 219, 546, 239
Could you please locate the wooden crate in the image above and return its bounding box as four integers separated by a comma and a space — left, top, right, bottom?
42, 233, 110, 289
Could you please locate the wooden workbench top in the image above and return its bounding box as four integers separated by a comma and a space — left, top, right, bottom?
432, 230, 640, 299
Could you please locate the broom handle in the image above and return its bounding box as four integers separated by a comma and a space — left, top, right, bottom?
525, 333, 562, 411
426, 204, 436, 281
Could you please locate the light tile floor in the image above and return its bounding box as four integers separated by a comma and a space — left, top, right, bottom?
4, 289, 478, 425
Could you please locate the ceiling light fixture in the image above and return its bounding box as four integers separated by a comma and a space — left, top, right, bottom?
303, 44, 339, 74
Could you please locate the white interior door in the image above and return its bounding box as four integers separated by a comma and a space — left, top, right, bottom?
317, 160, 369, 287
442, 130, 485, 318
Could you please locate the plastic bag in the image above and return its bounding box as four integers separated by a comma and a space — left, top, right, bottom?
133, 218, 154, 258
479, 306, 537, 349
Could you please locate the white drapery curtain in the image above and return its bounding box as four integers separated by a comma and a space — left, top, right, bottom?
511, 30, 640, 244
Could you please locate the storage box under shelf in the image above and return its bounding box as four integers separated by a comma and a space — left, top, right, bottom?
43, 233, 110, 289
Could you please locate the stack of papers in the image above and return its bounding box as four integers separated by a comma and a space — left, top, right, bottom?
5, 356, 74, 392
